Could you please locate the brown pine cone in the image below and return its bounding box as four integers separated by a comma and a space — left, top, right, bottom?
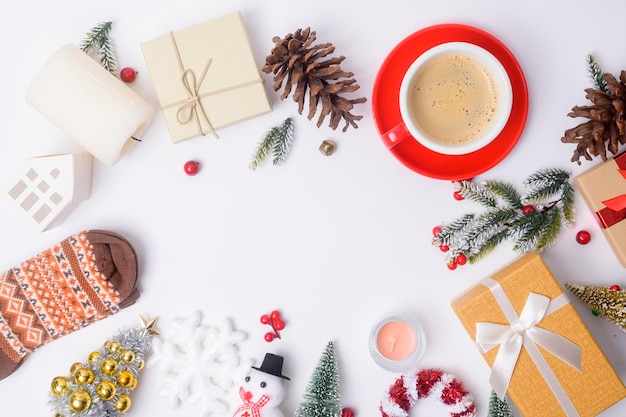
562, 71, 626, 164
262, 28, 367, 132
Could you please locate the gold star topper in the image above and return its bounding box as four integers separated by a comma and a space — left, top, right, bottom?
138, 315, 160, 336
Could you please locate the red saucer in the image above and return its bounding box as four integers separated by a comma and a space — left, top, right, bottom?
372, 24, 528, 180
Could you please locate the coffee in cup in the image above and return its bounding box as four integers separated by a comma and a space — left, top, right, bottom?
383, 42, 512, 155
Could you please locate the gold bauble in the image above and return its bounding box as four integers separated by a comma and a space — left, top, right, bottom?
137, 359, 145, 370
50, 376, 70, 396
107, 341, 122, 355
68, 389, 92, 413
120, 350, 136, 364
128, 377, 138, 390
115, 393, 131, 413
101, 358, 118, 375
69, 362, 83, 374
74, 367, 95, 385
117, 370, 134, 388
87, 351, 101, 364
96, 380, 116, 400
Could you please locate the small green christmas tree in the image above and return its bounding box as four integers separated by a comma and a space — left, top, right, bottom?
48, 317, 158, 417
565, 282, 626, 332
488, 390, 514, 417
432, 168, 575, 266
295, 340, 342, 417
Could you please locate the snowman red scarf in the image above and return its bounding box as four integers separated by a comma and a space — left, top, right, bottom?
235, 386, 270, 417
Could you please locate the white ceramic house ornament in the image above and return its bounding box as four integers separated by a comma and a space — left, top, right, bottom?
4, 152, 93, 231
232, 353, 290, 417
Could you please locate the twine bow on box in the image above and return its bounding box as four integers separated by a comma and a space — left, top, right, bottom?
475, 278, 582, 416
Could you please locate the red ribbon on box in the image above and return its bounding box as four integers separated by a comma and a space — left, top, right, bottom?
596, 154, 626, 228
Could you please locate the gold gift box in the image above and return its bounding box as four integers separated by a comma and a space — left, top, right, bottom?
140, 11, 272, 143
451, 253, 626, 417
574, 152, 626, 267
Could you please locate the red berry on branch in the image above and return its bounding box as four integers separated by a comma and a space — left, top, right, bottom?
447, 261, 457, 270
439, 245, 449, 252
273, 319, 286, 331
432, 226, 442, 236
270, 310, 281, 321
264, 332, 274, 342
120, 67, 137, 83
260, 314, 270, 325
576, 230, 591, 245
453, 191, 464, 201
522, 205, 535, 215
184, 160, 200, 176
610, 284, 621, 292
455, 254, 467, 265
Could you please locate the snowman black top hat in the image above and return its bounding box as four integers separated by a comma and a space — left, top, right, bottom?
252, 353, 291, 380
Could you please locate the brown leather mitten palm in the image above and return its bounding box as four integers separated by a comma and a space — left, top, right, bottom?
0, 230, 139, 380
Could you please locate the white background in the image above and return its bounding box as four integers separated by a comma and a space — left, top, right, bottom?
2, 0, 626, 416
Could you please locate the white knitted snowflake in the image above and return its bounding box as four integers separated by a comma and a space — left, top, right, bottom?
150, 310, 252, 417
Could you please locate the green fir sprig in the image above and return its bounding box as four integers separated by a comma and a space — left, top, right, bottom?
249, 117, 294, 170
586, 54, 608, 93
80, 21, 118, 76
432, 168, 575, 266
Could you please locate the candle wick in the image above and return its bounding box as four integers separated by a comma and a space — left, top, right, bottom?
131, 136, 142, 142
390, 338, 396, 353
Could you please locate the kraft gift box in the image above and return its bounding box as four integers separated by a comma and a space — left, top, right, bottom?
574, 151, 626, 267
140, 11, 272, 143
451, 253, 626, 417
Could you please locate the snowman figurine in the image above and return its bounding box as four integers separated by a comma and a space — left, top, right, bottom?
232, 353, 290, 417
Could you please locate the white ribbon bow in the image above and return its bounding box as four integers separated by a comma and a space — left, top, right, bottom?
476, 292, 582, 400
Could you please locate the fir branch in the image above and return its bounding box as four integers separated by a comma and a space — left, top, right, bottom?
249, 117, 295, 170
433, 168, 576, 266
80, 21, 118, 75
271, 117, 294, 165
586, 54, 608, 93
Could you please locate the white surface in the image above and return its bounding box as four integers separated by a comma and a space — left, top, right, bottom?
1, 1, 626, 416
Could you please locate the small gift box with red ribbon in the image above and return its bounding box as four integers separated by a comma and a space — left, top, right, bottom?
140, 11, 272, 143
451, 253, 626, 417
575, 151, 626, 267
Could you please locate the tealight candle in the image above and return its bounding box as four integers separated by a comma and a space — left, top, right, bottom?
26, 44, 156, 166
369, 314, 426, 372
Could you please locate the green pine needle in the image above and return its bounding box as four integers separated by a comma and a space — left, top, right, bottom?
434, 168, 575, 265
80, 21, 118, 75
249, 117, 295, 170
586, 54, 609, 93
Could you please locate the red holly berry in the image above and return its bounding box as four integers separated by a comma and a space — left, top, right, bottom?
453, 191, 464, 201
273, 319, 286, 331
264, 332, 274, 342
184, 160, 200, 176
270, 310, 281, 321
522, 205, 535, 215
120, 67, 137, 83
342, 408, 355, 417
455, 254, 467, 265
576, 230, 591, 245
260, 314, 270, 325
610, 284, 621, 292
432, 226, 442, 236
439, 244, 449, 252
447, 261, 457, 270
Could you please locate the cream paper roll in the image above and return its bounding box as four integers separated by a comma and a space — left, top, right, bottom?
26, 44, 155, 166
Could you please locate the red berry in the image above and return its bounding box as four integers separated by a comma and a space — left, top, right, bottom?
453, 191, 464, 201
264, 332, 274, 342
576, 230, 591, 245
342, 408, 355, 417
260, 314, 270, 325
270, 310, 281, 320
522, 205, 535, 215
432, 226, 442, 236
455, 254, 467, 265
273, 319, 286, 331
439, 244, 449, 252
120, 67, 137, 83
184, 160, 200, 176
447, 261, 457, 270
610, 285, 621, 292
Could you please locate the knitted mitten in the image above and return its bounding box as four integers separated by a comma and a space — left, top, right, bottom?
0, 229, 139, 380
